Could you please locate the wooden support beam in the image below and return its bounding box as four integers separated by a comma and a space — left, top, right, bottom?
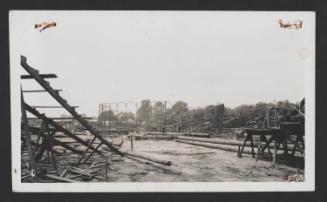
21, 88, 37, 173
34, 137, 47, 161
21, 74, 57, 79
78, 136, 97, 164
23, 89, 62, 93
45, 128, 58, 174
33, 121, 46, 154
31, 106, 79, 109
82, 143, 103, 164
176, 136, 244, 146
27, 117, 92, 120
24, 103, 102, 155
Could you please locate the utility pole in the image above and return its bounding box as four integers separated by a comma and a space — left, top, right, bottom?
217, 104, 224, 135
135, 102, 138, 132
116, 103, 119, 130
108, 105, 112, 129
163, 101, 168, 133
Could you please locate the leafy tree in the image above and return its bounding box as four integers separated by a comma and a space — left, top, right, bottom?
136, 99, 152, 125
170, 101, 188, 122
151, 101, 166, 127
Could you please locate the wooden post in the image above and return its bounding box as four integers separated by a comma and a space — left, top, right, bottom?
256, 139, 261, 161
33, 121, 46, 154
272, 143, 277, 166
296, 154, 300, 175
46, 150, 50, 162
105, 160, 109, 182
250, 136, 255, 158
21, 88, 37, 176
213, 104, 224, 136
45, 126, 58, 175
131, 135, 134, 151
237, 145, 241, 157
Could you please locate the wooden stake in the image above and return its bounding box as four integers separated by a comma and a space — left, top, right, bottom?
46, 127, 58, 175
237, 145, 241, 157
33, 121, 46, 154
272, 143, 277, 166
131, 135, 134, 151
256, 139, 261, 162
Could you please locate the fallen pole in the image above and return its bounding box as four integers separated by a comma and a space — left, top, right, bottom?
123, 151, 172, 166
31, 106, 79, 109
23, 89, 62, 93
175, 136, 298, 151
175, 139, 254, 155
176, 136, 243, 146
125, 155, 181, 174
21, 74, 57, 79
146, 131, 209, 137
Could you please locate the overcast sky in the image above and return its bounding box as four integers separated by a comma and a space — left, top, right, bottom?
10, 11, 315, 117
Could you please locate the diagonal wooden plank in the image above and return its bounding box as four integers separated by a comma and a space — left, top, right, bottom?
24, 103, 102, 155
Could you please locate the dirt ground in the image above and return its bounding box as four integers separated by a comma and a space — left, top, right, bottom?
102, 138, 302, 182
22, 135, 304, 182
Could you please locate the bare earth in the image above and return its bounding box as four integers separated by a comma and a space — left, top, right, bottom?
22, 136, 303, 182
103, 139, 300, 182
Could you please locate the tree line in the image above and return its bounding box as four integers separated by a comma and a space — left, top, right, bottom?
98, 99, 303, 131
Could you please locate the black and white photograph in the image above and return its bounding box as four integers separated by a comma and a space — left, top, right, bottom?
9, 11, 315, 192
